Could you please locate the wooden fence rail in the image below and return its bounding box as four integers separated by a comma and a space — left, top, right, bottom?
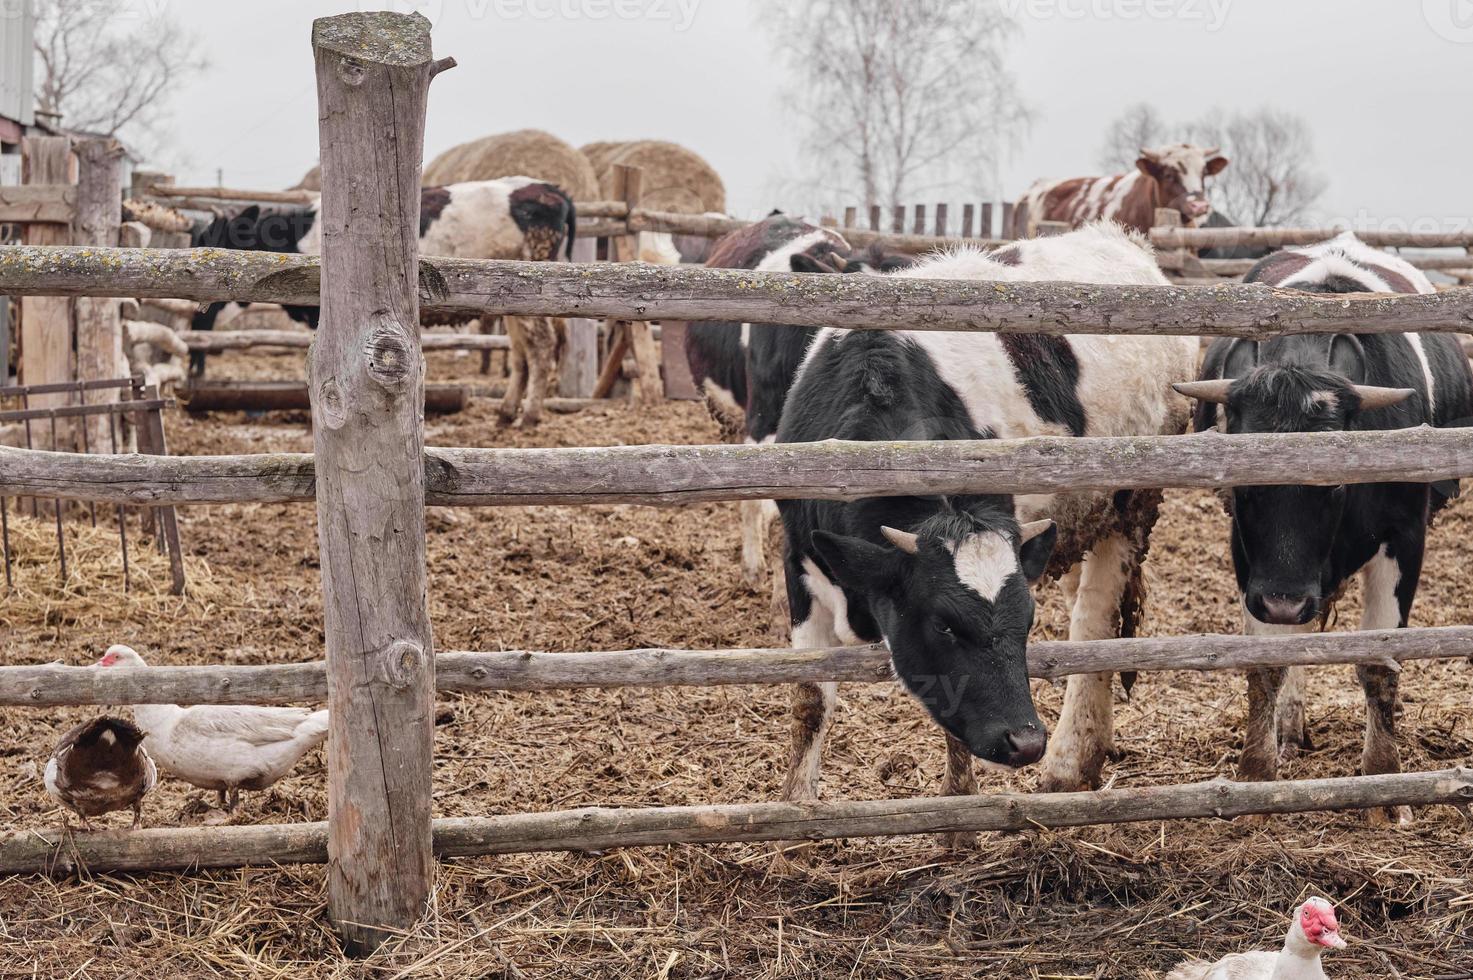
4, 246, 1473, 338
1153, 226, 1473, 250
175, 329, 508, 353
3, 626, 1467, 707
2, 427, 1471, 508
4, 768, 1469, 875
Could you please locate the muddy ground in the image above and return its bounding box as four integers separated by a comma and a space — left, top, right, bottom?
1, 346, 1470, 978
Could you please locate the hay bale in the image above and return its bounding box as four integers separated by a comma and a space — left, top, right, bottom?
291, 165, 320, 192
423, 129, 598, 200
590, 140, 725, 214
578, 141, 627, 178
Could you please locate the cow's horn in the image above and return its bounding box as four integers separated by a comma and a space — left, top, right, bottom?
1352, 386, 1416, 411
1203, 146, 1222, 157
1172, 380, 1233, 405
1018, 519, 1054, 544
881, 526, 920, 555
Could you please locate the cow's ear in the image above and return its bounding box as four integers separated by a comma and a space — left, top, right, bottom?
810, 531, 904, 598
236, 205, 261, 224
1136, 152, 1165, 180
1329, 334, 1367, 382
1017, 520, 1057, 584
1204, 155, 1229, 176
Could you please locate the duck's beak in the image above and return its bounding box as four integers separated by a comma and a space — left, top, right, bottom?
1320, 930, 1347, 950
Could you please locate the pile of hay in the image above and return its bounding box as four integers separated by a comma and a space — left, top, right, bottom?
581, 139, 725, 213
422, 129, 599, 200
290, 165, 320, 192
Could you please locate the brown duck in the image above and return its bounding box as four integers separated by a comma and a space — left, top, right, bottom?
44, 717, 158, 830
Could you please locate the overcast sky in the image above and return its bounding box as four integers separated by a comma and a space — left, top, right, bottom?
155, 0, 1473, 233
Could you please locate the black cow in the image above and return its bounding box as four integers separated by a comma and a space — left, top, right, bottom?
189, 205, 318, 376
774, 222, 1197, 801
1177, 233, 1473, 824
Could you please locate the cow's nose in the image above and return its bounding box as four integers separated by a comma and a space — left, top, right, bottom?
1260, 593, 1312, 625
1004, 727, 1048, 768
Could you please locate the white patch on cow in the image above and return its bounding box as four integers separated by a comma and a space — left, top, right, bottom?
1306, 390, 1339, 413
800, 558, 862, 645
1359, 545, 1404, 631
419, 178, 542, 260
1285, 232, 1437, 295
755, 228, 849, 274
740, 322, 750, 349
1404, 333, 1437, 415
637, 232, 681, 266
950, 531, 1017, 602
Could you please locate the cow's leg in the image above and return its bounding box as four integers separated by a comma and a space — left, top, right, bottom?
498, 318, 528, 425
1238, 607, 1316, 782
780, 561, 840, 804
739, 499, 768, 588
1359, 542, 1419, 825
1038, 533, 1133, 792
519, 317, 556, 427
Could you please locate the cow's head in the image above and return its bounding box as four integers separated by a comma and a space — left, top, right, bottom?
811, 512, 1056, 768
790, 242, 916, 276
1174, 337, 1416, 626
1137, 144, 1229, 225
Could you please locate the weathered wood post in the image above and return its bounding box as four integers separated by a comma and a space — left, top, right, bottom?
558, 236, 599, 397
960, 203, 975, 239
309, 11, 450, 953
20, 136, 73, 420
75, 139, 126, 453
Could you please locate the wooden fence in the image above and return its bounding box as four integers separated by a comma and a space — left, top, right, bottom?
3, 10, 1473, 954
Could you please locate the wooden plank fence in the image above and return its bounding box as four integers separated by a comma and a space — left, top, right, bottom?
2, 9, 1472, 954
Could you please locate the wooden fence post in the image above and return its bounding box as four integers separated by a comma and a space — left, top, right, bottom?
75, 139, 125, 453
610, 163, 661, 406
20, 136, 73, 423
868, 205, 880, 231
960, 204, 974, 239
981, 203, 994, 240
934, 203, 948, 238
310, 11, 448, 954
912, 204, 925, 235
842, 206, 857, 229
1000, 202, 1014, 241
559, 236, 599, 397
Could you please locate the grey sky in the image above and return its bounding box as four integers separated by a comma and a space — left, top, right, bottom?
158, 0, 1473, 231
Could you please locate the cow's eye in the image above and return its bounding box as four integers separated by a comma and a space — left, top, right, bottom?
933, 621, 955, 637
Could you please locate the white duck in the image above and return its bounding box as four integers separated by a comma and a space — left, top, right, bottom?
97, 645, 329, 813
1165, 898, 1347, 980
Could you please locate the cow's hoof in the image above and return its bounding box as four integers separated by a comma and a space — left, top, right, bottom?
495, 413, 517, 428
740, 565, 765, 591
1037, 771, 1097, 794
1366, 805, 1414, 827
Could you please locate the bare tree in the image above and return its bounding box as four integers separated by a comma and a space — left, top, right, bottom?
1096, 104, 1328, 227
1096, 103, 1165, 173
33, 0, 204, 149
760, 0, 1029, 213
1187, 109, 1328, 227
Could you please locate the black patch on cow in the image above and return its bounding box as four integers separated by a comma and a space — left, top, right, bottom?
508, 182, 575, 261
997, 334, 1087, 436
420, 186, 453, 237
989, 245, 1023, 266
706, 215, 821, 270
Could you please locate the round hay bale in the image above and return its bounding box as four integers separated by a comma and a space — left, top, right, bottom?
292, 165, 320, 192
423, 129, 598, 200
594, 140, 725, 214
578, 141, 627, 177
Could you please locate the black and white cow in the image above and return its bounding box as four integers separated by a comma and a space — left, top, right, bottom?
1177, 233, 1473, 823
776, 223, 1197, 800
684, 215, 854, 587
191, 177, 576, 425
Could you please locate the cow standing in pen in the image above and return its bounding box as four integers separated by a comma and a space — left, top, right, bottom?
189, 177, 576, 427
683, 215, 854, 587
775, 222, 1197, 800
1178, 233, 1473, 824
1013, 143, 1228, 237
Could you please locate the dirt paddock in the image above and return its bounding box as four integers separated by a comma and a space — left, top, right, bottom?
2, 348, 1470, 978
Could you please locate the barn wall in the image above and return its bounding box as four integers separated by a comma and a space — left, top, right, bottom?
0, 2, 35, 130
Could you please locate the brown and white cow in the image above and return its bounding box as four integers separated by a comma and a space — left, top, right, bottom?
1013, 144, 1229, 237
